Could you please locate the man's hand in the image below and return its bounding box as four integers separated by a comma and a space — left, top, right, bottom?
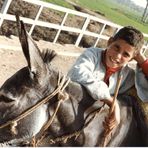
134, 49, 146, 65
100, 99, 120, 131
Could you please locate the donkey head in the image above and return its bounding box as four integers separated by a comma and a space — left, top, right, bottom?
0, 15, 58, 143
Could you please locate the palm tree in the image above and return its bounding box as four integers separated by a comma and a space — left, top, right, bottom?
141, 0, 148, 23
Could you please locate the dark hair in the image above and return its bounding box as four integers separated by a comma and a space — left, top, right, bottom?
113, 26, 144, 51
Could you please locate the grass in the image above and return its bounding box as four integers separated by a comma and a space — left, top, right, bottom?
42, 0, 148, 37
71, 0, 148, 35
42, 0, 74, 9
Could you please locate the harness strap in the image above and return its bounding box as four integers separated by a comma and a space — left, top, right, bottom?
34, 74, 70, 146
31, 73, 122, 146
0, 72, 68, 132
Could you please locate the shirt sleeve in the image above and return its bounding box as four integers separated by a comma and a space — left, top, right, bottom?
139, 59, 148, 76
135, 64, 148, 102
67, 47, 111, 100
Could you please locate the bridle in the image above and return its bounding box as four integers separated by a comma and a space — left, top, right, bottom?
0, 71, 114, 147
0, 72, 103, 146
0, 72, 70, 142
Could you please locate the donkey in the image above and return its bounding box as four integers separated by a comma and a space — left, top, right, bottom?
0, 15, 147, 146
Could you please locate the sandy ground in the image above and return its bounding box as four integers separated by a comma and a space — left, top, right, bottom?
0, 35, 85, 86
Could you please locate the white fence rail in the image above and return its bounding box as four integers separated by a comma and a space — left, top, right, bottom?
0, 0, 148, 50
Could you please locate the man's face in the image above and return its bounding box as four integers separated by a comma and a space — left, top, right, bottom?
106, 38, 136, 68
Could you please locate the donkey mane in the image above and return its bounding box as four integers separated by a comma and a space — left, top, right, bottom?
41, 49, 57, 63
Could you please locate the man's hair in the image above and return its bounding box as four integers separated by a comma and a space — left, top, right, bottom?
113, 26, 144, 51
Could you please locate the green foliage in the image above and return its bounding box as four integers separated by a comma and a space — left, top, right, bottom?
42, 0, 74, 9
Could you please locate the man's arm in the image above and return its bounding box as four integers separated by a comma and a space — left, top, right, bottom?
134, 49, 148, 102
68, 47, 111, 100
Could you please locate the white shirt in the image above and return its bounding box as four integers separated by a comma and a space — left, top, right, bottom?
68, 47, 148, 102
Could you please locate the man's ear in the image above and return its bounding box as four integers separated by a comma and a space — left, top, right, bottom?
107, 37, 114, 46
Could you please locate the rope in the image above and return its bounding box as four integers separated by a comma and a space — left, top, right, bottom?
32, 72, 105, 146
35, 74, 70, 146
0, 72, 67, 131
0, 70, 119, 146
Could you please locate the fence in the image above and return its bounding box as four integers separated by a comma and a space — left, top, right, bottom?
0, 0, 148, 50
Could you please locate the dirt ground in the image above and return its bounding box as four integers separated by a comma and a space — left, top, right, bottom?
0, 35, 85, 87
0, 0, 115, 48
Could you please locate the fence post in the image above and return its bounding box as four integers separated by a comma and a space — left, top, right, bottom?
0, 0, 12, 27
53, 12, 69, 43
94, 23, 106, 47
75, 16, 90, 47
29, 5, 44, 35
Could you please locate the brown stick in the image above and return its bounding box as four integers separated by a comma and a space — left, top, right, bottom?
100, 73, 123, 147
110, 74, 123, 113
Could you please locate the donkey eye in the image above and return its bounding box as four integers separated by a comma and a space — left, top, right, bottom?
30, 71, 36, 79
0, 95, 15, 103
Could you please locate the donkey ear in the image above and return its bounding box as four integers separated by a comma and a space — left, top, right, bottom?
16, 15, 47, 79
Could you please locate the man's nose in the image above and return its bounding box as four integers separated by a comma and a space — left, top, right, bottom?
116, 53, 122, 60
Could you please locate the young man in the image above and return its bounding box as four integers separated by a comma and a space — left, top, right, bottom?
67, 26, 148, 130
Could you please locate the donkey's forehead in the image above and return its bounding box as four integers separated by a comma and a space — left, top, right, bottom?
1, 67, 33, 91
0, 68, 40, 103
0, 89, 18, 102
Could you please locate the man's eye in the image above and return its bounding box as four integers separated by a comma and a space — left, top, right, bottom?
114, 45, 120, 52
124, 52, 130, 57
114, 48, 119, 52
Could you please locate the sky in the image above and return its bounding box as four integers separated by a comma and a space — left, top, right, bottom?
131, 0, 147, 8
